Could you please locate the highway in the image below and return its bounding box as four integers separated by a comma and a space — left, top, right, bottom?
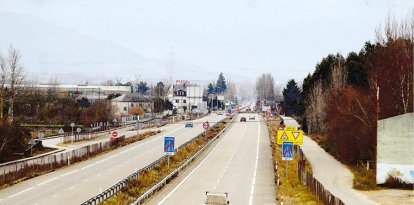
0, 114, 225, 205
148, 113, 276, 205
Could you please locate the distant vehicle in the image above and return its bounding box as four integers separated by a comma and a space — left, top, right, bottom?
246, 108, 251, 112
185, 122, 193, 127
240, 117, 246, 122
205, 192, 229, 205
249, 116, 255, 120
217, 112, 223, 115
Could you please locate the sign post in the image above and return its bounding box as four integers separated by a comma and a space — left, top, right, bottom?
76, 128, 81, 141
282, 142, 294, 177
203, 121, 210, 140
70, 123, 75, 143
28, 138, 36, 156
164, 136, 175, 169
136, 116, 140, 135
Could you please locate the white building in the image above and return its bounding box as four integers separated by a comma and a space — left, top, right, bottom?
111, 94, 154, 118
168, 81, 207, 114
29, 84, 132, 100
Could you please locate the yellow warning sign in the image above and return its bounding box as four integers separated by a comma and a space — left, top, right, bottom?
277, 130, 304, 145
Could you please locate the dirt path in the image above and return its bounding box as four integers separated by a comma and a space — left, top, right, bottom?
358, 189, 414, 205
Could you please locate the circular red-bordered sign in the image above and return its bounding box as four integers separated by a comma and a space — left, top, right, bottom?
112, 131, 118, 137
203, 122, 209, 129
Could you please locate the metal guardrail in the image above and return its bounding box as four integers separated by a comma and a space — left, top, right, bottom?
81, 117, 230, 205
129, 117, 234, 205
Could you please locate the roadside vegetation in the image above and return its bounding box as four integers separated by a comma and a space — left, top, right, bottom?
101, 121, 228, 205
0, 130, 160, 189
277, 13, 413, 190
266, 117, 322, 205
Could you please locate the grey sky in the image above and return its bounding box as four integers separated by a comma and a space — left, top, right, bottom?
0, 0, 412, 86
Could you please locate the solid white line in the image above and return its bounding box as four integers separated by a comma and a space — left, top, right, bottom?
37, 177, 58, 186
248, 120, 261, 205
68, 186, 75, 190
60, 169, 78, 177
157, 122, 236, 205
83, 178, 89, 182
8, 187, 34, 198
51, 194, 58, 198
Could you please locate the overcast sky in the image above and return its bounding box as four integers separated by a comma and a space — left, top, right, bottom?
0, 0, 412, 86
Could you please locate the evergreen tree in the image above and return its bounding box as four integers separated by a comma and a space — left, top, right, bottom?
281, 79, 303, 116
136, 81, 149, 94
215, 73, 227, 93
207, 83, 215, 94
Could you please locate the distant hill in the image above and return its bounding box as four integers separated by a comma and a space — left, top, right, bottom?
0, 11, 163, 84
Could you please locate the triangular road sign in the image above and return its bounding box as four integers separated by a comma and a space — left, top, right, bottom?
292, 132, 300, 139
28, 139, 36, 145
280, 132, 288, 140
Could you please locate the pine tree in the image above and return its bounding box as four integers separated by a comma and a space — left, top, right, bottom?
281, 79, 303, 116
215, 72, 227, 93
207, 83, 215, 94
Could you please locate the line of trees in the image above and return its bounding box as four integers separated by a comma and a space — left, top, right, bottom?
301, 13, 413, 164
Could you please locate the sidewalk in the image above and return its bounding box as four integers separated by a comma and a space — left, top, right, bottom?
281, 116, 379, 205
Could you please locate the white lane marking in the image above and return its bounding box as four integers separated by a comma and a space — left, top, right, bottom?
96, 158, 107, 163
68, 186, 75, 190
83, 178, 89, 182
37, 177, 58, 186
81, 164, 94, 170
107, 168, 112, 171
8, 187, 34, 198
51, 194, 58, 198
60, 169, 78, 177
126, 160, 131, 163
248, 120, 261, 205
96, 173, 101, 177
158, 122, 237, 205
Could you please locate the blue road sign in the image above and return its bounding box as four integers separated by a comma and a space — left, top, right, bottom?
282, 142, 294, 160
164, 137, 175, 155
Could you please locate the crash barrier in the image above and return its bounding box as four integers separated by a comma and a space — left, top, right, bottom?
0, 117, 157, 176
297, 147, 345, 205
0, 135, 126, 187
82, 117, 231, 205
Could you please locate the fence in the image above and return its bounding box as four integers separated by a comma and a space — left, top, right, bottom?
297, 147, 345, 205
0, 136, 127, 187
81, 117, 229, 205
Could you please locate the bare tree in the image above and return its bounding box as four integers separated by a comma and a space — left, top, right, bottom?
0, 54, 7, 121
7, 46, 25, 122
304, 80, 326, 134
256, 73, 275, 101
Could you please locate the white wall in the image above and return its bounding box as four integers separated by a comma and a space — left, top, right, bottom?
377, 112, 414, 184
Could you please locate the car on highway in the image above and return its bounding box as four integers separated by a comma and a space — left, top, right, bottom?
205, 192, 229, 205
240, 117, 246, 122
185, 122, 193, 127
217, 112, 223, 115
249, 116, 255, 120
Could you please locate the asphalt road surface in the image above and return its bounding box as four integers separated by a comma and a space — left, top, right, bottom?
281, 116, 378, 205
148, 114, 276, 205
0, 114, 225, 205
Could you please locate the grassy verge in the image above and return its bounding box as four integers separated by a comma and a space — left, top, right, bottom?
266, 117, 322, 205
0, 130, 161, 190
101, 121, 228, 205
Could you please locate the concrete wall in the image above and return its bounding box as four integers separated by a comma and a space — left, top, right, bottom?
377, 112, 414, 184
